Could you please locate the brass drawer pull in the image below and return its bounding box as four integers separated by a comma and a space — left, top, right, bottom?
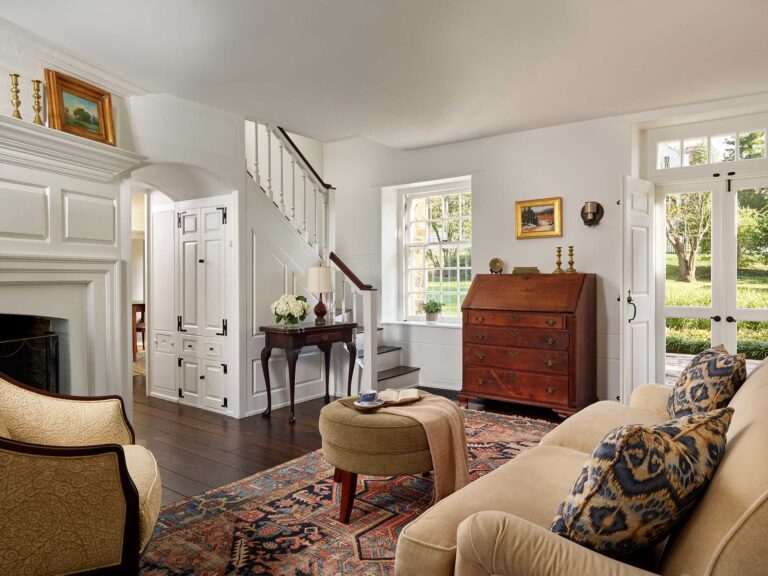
546, 359, 557, 367
545, 337, 555, 345
321, 334, 329, 341
507, 350, 519, 358
475, 333, 486, 341
545, 386, 556, 394
509, 315, 520, 323
474, 352, 485, 360
475, 315, 484, 323
477, 377, 486, 385
545, 319, 557, 327
509, 329, 519, 337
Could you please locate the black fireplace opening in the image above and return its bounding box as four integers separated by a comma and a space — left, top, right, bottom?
0, 315, 61, 393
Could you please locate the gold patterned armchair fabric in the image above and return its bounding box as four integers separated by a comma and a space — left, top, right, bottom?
0, 373, 161, 576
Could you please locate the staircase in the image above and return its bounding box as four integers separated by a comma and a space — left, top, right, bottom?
245, 121, 419, 393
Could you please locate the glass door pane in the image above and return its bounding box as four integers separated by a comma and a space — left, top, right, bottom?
737, 321, 768, 373
664, 190, 713, 307
665, 317, 712, 385
736, 186, 768, 309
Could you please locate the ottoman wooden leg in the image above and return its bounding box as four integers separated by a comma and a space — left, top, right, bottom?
337, 468, 358, 523
333, 468, 342, 483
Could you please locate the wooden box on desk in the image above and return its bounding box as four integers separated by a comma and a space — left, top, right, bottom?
459, 273, 597, 417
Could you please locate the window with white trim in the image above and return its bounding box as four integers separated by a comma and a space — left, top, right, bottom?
402, 179, 472, 322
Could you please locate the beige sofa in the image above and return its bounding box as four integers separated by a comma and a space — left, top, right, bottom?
395, 361, 768, 576
0, 373, 161, 576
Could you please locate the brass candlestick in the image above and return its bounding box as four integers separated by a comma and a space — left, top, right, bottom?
31, 79, 43, 125
553, 246, 564, 274
566, 245, 577, 273
9, 73, 21, 119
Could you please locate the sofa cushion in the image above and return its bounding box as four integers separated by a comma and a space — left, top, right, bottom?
0, 416, 10, 438
123, 444, 162, 551
667, 345, 746, 417
551, 408, 733, 557
394, 444, 587, 576
541, 401, 667, 454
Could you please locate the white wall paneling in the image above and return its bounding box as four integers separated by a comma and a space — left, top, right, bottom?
62, 190, 116, 245
0, 180, 48, 240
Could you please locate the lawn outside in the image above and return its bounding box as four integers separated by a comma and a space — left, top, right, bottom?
665, 254, 768, 360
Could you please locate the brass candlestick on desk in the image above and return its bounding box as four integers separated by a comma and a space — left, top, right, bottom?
31, 79, 43, 125
9, 74, 21, 119
566, 245, 577, 273
553, 246, 564, 274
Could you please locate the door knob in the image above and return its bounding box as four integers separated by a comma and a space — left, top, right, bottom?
710, 315, 721, 322
726, 316, 736, 323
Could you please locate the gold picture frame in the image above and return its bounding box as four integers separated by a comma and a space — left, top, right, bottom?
515, 197, 563, 239
44, 69, 116, 146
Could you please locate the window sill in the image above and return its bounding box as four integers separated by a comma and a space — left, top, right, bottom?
382, 320, 463, 329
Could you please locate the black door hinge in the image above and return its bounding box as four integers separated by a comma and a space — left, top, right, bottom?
199, 374, 205, 380
221, 397, 228, 408
222, 363, 228, 374
216, 319, 228, 336
177, 212, 182, 228
177, 357, 182, 367
217, 206, 227, 224
177, 315, 187, 332
178, 387, 184, 398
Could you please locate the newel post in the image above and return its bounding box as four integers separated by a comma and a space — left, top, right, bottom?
361, 290, 378, 392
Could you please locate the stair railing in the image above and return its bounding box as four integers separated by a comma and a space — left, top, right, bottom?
245, 121, 335, 261
329, 252, 378, 392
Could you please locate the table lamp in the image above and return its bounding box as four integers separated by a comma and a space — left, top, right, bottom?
307, 266, 334, 324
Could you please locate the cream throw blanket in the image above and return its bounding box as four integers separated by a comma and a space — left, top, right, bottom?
381, 394, 470, 501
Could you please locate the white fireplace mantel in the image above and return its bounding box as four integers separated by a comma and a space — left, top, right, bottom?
0, 115, 146, 183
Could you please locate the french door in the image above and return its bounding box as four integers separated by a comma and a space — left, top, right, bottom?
657, 176, 768, 383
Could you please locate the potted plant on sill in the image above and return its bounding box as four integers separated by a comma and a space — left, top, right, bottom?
422, 299, 442, 323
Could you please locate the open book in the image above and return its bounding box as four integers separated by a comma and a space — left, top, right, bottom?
378, 388, 420, 403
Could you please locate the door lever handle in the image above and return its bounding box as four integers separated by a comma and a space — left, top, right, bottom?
726, 316, 736, 323
710, 315, 721, 322
626, 290, 637, 323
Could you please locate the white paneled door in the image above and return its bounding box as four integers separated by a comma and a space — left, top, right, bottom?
178, 208, 201, 334
622, 176, 656, 402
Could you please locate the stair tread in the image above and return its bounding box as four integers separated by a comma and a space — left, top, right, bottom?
358, 345, 401, 358
377, 365, 420, 381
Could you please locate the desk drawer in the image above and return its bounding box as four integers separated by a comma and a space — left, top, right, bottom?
464, 367, 568, 404
181, 337, 200, 354
466, 311, 564, 330
464, 344, 569, 375
464, 326, 569, 350
204, 341, 222, 357
306, 331, 341, 345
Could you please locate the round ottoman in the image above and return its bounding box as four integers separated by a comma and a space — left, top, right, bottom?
319, 399, 433, 523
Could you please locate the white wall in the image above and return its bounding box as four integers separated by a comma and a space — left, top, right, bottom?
325, 117, 632, 400
131, 238, 144, 302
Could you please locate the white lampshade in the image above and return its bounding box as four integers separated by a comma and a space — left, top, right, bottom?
307, 266, 334, 294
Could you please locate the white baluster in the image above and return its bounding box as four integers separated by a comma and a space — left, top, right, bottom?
341, 278, 347, 322
279, 144, 285, 213
291, 159, 296, 222
321, 191, 328, 261
302, 174, 308, 238
313, 186, 319, 251
253, 122, 260, 187
352, 291, 358, 325
266, 129, 273, 199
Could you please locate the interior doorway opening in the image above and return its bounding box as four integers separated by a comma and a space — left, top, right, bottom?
131, 188, 148, 385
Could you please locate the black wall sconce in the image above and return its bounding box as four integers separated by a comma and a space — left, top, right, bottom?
581, 201, 604, 226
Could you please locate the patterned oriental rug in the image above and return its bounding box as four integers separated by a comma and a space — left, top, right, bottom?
140, 410, 556, 576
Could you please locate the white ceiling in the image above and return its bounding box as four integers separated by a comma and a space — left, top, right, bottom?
2, 0, 768, 149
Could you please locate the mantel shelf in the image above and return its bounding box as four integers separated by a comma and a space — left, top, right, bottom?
0, 115, 146, 183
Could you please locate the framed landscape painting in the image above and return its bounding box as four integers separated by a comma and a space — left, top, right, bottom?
45, 69, 116, 146
516, 197, 563, 239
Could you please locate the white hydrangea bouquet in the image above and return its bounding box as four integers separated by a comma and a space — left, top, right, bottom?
270, 294, 311, 326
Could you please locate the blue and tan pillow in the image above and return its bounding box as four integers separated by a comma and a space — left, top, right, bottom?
550, 408, 733, 557
667, 345, 746, 418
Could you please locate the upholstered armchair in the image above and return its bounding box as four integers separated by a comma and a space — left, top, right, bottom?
0, 373, 161, 576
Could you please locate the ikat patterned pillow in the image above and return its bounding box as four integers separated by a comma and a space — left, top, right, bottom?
550, 408, 733, 557
667, 345, 746, 418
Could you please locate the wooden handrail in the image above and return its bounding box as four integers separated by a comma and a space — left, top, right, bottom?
329, 252, 375, 291
278, 126, 335, 191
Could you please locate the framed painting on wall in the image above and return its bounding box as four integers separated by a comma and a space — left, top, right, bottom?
44, 69, 116, 146
515, 197, 563, 239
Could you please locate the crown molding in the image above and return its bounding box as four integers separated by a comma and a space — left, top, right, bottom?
0, 18, 147, 97
0, 115, 146, 183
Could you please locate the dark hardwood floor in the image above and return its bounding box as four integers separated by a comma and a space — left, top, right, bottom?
133, 376, 560, 506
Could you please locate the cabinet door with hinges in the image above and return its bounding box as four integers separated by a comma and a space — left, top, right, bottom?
178, 209, 202, 335
178, 356, 202, 406
201, 206, 227, 338
201, 361, 227, 410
